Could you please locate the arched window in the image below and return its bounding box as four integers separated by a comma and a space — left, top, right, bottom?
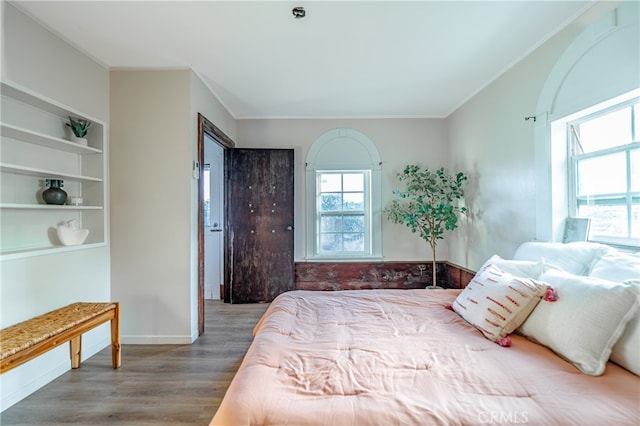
534, 3, 639, 248
305, 128, 382, 260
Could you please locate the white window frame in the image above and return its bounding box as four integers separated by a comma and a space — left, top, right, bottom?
305, 128, 382, 261
567, 96, 639, 248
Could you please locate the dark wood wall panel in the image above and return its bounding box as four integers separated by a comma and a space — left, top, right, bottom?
294, 262, 474, 291
445, 263, 476, 289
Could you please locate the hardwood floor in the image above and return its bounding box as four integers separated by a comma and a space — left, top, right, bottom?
0, 300, 269, 426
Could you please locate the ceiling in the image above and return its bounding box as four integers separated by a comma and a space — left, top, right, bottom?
12, 1, 597, 119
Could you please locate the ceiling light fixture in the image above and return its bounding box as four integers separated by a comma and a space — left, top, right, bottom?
292, 7, 305, 19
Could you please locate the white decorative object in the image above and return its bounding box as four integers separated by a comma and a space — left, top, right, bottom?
57, 219, 89, 246
68, 197, 84, 206
69, 134, 88, 146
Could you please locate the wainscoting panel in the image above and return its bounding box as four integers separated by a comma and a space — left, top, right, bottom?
295, 262, 474, 291
445, 263, 476, 289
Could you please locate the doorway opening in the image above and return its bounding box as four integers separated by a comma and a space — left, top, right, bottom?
203, 138, 224, 300
197, 113, 235, 335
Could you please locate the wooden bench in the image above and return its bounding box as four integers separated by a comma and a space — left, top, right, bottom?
0, 302, 121, 374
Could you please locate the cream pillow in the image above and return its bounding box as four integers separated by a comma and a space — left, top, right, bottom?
513, 241, 611, 275
587, 253, 640, 375
588, 251, 640, 282
519, 269, 639, 376
478, 255, 544, 279
453, 264, 549, 342
609, 280, 640, 376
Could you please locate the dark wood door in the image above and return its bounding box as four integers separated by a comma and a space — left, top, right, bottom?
224, 148, 294, 303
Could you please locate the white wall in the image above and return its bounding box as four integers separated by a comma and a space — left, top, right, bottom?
236, 119, 448, 261
110, 70, 194, 343
1, 3, 111, 410
445, 32, 573, 269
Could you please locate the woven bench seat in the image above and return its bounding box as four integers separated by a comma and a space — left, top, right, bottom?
0, 302, 120, 373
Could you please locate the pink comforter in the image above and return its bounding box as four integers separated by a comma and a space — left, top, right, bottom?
211, 290, 640, 425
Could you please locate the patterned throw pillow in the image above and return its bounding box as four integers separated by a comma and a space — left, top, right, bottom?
453, 264, 549, 342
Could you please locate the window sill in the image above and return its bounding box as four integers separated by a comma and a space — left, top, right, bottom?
588, 237, 639, 252
302, 255, 384, 263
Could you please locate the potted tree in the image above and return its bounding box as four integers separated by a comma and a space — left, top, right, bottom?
66, 116, 91, 146
385, 165, 467, 288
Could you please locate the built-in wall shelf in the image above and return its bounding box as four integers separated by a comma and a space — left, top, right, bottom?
0, 81, 91, 122
0, 203, 103, 210
1, 80, 107, 258
1, 242, 107, 261
0, 163, 103, 182
1, 123, 102, 154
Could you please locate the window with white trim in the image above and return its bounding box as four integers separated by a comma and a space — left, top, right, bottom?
305, 128, 382, 260
568, 96, 639, 247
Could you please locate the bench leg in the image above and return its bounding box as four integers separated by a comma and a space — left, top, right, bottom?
70, 336, 82, 368
111, 304, 121, 369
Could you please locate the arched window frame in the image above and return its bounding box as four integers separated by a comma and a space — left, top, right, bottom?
534, 3, 639, 247
305, 128, 382, 261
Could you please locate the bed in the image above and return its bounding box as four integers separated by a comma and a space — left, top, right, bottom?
211, 243, 640, 425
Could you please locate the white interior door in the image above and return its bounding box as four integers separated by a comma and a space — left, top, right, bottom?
204, 136, 224, 300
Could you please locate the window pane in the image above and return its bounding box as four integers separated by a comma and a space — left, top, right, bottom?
577, 153, 626, 196
320, 174, 341, 192
343, 173, 364, 191
633, 203, 640, 239
578, 204, 628, 238
320, 193, 342, 211
343, 233, 364, 251
320, 215, 342, 232
343, 193, 364, 210
632, 149, 639, 192
579, 107, 632, 152
315, 170, 372, 255
343, 215, 364, 232
320, 233, 341, 252
635, 104, 640, 142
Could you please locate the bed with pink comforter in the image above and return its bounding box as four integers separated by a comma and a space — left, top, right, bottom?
211, 289, 639, 425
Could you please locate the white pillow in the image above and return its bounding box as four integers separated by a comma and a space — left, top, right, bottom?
513, 241, 611, 275
519, 269, 639, 376
478, 255, 544, 279
587, 252, 640, 375
589, 251, 640, 282
453, 264, 548, 342
610, 280, 640, 376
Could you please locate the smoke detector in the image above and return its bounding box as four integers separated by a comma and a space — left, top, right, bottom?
292, 7, 305, 19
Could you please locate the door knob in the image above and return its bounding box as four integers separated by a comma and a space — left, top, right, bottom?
286, 226, 293, 231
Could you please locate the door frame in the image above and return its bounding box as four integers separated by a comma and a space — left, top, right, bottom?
197, 113, 235, 335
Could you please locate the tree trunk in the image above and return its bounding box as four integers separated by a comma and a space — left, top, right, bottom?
430, 240, 437, 288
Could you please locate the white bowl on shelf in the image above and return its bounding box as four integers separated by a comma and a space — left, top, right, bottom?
57, 219, 89, 246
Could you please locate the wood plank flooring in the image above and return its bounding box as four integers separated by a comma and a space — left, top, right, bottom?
0, 300, 269, 426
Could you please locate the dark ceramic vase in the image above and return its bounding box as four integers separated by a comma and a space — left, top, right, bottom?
43, 179, 67, 205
